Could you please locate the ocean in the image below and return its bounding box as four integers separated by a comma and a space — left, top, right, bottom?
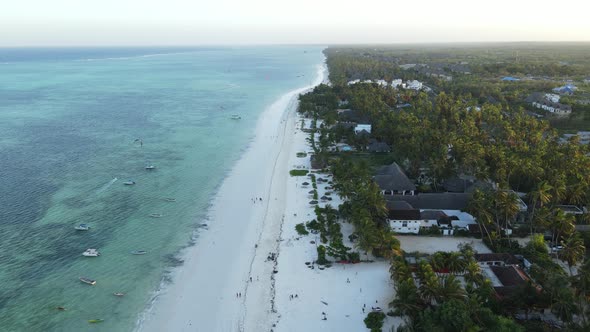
0, 46, 324, 331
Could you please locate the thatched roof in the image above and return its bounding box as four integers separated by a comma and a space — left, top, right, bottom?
385, 193, 471, 210
373, 162, 416, 192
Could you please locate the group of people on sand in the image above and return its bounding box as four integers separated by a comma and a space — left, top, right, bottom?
251, 197, 263, 203
288, 294, 298, 300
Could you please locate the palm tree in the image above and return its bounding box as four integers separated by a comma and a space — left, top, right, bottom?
550, 209, 576, 253
467, 189, 494, 244
552, 287, 578, 323
390, 278, 422, 323
494, 190, 520, 234
418, 262, 440, 306
446, 252, 466, 275
464, 261, 483, 286
527, 181, 553, 234
437, 275, 466, 302
572, 260, 590, 326
561, 234, 586, 276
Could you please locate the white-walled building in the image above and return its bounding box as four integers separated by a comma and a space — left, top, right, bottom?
391, 79, 403, 88
544, 93, 560, 103
376, 79, 389, 87
354, 124, 372, 134
406, 80, 423, 90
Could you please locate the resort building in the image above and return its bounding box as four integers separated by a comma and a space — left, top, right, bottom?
406, 80, 423, 90
354, 124, 372, 134
391, 79, 403, 88
373, 162, 416, 196
475, 253, 534, 298
386, 200, 476, 235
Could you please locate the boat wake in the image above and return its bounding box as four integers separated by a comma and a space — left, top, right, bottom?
96, 177, 118, 194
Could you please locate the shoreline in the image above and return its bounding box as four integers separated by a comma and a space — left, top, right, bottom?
137, 61, 327, 332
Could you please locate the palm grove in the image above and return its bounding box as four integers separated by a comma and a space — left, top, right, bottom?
297, 46, 590, 331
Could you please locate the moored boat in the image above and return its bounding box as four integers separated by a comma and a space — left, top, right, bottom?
88, 319, 104, 324
123, 180, 136, 185
145, 165, 156, 170
75, 224, 90, 231
82, 249, 100, 257
113, 292, 125, 297
149, 213, 163, 218
230, 114, 241, 120
130, 250, 147, 255
163, 197, 176, 202
79, 277, 96, 285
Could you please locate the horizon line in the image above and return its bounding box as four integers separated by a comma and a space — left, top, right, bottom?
2, 40, 590, 48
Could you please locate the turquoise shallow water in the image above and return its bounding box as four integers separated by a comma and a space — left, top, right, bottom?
0, 46, 323, 331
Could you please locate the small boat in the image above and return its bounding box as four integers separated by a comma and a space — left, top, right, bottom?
75, 224, 90, 231
82, 249, 100, 257
130, 250, 147, 255
230, 114, 241, 120
113, 292, 125, 297
145, 165, 156, 170
123, 180, 136, 185
56, 306, 67, 311
149, 213, 163, 218
163, 198, 176, 202
79, 277, 96, 285
88, 319, 104, 324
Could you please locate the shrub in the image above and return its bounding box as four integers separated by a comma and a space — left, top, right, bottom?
316, 245, 329, 265
289, 169, 309, 176
295, 223, 309, 235
364, 311, 385, 332
419, 225, 441, 236
306, 219, 321, 232
348, 251, 360, 263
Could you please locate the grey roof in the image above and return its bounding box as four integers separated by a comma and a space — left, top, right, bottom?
525, 92, 544, 103
388, 209, 421, 220
386, 201, 413, 210
337, 109, 371, 124
420, 210, 447, 220
475, 253, 521, 265
442, 177, 475, 193
385, 193, 471, 210
367, 140, 391, 152
374, 162, 416, 192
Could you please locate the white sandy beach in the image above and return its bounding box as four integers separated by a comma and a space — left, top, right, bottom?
139, 64, 328, 332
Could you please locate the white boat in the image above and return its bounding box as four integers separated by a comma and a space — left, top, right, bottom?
149, 213, 163, 218
230, 114, 241, 120
131, 250, 147, 255
163, 198, 176, 202
123, 180, 136, 185
75, 224, 90, 231
113, 292, 125, 297
79, 277, 96, 285
82, 249, 100, 257
145, 165, 156, 170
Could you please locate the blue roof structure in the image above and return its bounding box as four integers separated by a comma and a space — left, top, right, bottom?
502, 76, 520, 81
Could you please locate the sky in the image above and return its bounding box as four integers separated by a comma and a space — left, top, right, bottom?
1, 0, 589, 46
